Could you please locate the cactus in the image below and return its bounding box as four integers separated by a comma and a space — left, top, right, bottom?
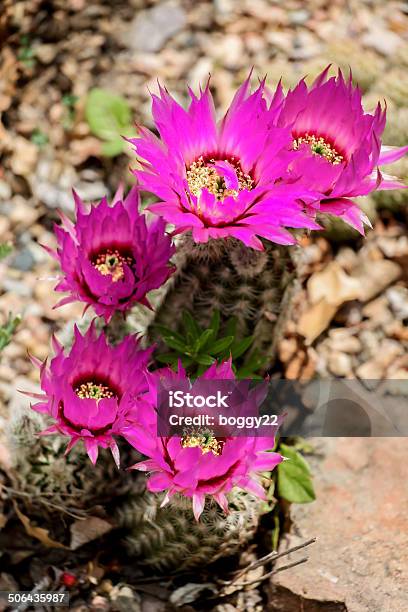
8, 410, 131, 520
148, 236, 300, 372
117, 479, 263, 571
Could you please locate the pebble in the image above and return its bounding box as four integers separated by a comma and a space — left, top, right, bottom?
328, 352, 352, 377
10, 248, 35, 272
328, 330, 362, 354
122, 2, 186, 53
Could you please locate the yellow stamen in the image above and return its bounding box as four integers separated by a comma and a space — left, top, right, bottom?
293, 134, 343, 165
93, 249, 133, 282
75, 381, 115, 400
181, 429, 223, 456
186, 156, 253, 201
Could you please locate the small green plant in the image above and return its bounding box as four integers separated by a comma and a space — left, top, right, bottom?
0, 314, 21, 352
85, 88, 136, 157
62, 94, 79, 130
155, 310, 266, 377
18, 35, 36, 69
30, 129, 48, 147
276, 443, 316, 504
0, 243, 12, 260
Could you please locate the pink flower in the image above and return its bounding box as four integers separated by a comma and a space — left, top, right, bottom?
130, 77, 321, 250
48, 186, 175, 322
28, 324, 155, 465
127, 361, 282, 519
276, 67, 408, 233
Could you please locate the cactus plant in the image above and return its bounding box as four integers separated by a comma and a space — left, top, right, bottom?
148, 237, 299, 372
117, 479, 263, 571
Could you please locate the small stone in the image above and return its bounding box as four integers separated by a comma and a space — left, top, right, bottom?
328, 352, 352, 377
356, 359, 384, 380
9, 137, 39, 176
328, 329, 362, 354
289, 9, 310, 25
9, 197, 39, 229
0, 180, 12, 200
10, 248, 35, 272
362, 295, 393, 323
386, 286, 408, 320
355, 260, 402, 302
362, 25, 402, 57
122, 2, 186, 53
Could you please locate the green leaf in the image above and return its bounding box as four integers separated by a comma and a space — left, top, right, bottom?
277, 443, 316, 504
194, 354, 215, 366
231, 336, 253, 359
209, 335, 234, 355
155, 352, 179, 364
162, 336, 187, 353
195, 329, 215, 353
0, 244, 12, 260
182, 311, 201, 340
208, 310, 220, 337
153, 325, 185, 344
0, 314, 21, 352
101, 137, 125, 157
225, 317, 237, 338
85, 88, 135, 156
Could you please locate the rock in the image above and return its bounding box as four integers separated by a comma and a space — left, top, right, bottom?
9, 137, 39, 176
9, 197, 39, 230
354, 260, 402, 302
268, 438, 408, 612
10, 248, 35, 272
356, 359, 384, 380
362, 295, 392, 324
122, 2, 186, 53
362, 25, 402, 57
327, 330, 361, 354
328, 352, 352, 377
387, 286, 408, 320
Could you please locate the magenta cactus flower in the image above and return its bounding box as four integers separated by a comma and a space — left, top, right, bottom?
28, 324, 155, 465
276, 67, 408, 233
130, 78, 321, 250
127, 361, 282, 520
48, 186, 175, 322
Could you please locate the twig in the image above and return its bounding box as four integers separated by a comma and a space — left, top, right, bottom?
229, 556, 309, 588
1, 485, 87, 520
222, 537, 316, 586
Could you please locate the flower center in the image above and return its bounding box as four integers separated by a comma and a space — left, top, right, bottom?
181, 428, 223, 456
75, 381, 116, 400
293, 134, 343, 165
92, 249, 133, 282
186, 156, 253, 201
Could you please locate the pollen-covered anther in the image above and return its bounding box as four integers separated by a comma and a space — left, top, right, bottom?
75, 381, 116, 400
293, 134, 344, 165
181, 429, 223, 456
93, 249, 133, 282
186, 156, 253, 200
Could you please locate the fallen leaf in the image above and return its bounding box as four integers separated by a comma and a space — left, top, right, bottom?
307, 261, 361, 306
170, 582, 218, 606
70, 516, 112, 550
13, 503, 67, 549
297, 299, 338, 345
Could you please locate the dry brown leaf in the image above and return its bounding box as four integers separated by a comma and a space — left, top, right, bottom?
13, 502, 67, 549
307, 261, 362, 306
297, 298, 338, 345
70, 516, 112, 550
